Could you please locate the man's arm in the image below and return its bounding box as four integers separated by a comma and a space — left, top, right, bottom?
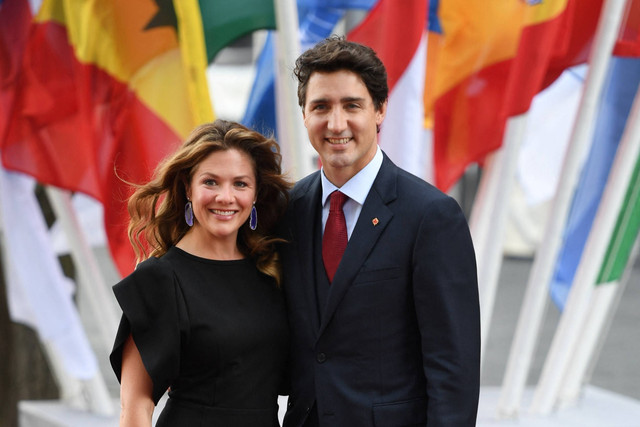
412, 195, 481, 426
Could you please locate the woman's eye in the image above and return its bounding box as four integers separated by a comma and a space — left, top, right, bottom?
235, 181, 248, 188
204, 179, 216, 186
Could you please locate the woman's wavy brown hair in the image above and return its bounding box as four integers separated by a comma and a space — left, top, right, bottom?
127, 119, 292, 285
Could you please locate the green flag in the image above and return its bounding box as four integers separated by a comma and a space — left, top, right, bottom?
198, 0, 276, 62
597, 153, 640, 283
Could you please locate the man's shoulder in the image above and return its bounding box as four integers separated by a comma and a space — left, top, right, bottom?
380, 158, 448, 202
290, 170, 320, 200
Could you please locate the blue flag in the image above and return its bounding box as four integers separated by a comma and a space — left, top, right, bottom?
241, 0, 377, 138
550, 57, 640, 310
242, 31, 277, 137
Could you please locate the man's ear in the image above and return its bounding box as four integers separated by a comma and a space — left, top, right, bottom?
376, 100, 388, 125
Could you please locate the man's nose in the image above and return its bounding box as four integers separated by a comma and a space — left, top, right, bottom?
327, 108, 347, 133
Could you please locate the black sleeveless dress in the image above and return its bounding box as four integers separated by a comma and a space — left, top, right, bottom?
110, 246, 289, 426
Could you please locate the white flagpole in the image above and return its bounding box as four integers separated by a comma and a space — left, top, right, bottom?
555, 88, 640, 407
470, 114, 529, 365
572, 234, 640, 402
498, 0, 628, 418
273, 0, 316, 179
530, 64, 639, 416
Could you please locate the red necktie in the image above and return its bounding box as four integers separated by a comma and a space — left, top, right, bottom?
322, 191, 348, 282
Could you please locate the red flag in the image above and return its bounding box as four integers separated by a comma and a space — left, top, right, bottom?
0, 0, 213, 276
347, 0, 431, 180
347, 0, 427, 91
614, 0, 640, 57
431, 0, 603, 191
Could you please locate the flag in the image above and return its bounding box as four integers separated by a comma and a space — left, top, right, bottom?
430, 0, 604, 191
0, 167, 98, 380
348, 0, 430, 179
516, 65, 586, 207
550, 57, 640, 309
613, 0, 640, 57
199, 0, 276, 62
0, 0, 213, 276
597, 145, 640, 286
242, 0, 376, 139
242, 31, 278, 136
423, 0, 443, 131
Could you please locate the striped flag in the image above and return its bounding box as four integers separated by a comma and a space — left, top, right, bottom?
0, 167, 99, 380
348, 0, 430, 179
0, 0, 213, 276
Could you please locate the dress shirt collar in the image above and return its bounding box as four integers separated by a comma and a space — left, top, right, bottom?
321, 146, 383, 207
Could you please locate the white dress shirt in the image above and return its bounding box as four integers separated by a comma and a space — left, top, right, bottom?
320, 146, 383, 239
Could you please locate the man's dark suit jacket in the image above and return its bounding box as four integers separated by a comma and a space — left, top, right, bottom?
280, 153, 480, 427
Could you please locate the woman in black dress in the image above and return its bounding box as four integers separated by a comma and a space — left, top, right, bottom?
110, 120, 292, 426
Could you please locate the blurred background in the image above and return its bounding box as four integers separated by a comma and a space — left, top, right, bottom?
1, 0, 639, 426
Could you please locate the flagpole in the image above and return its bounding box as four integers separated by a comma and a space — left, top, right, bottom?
529, 33, 636, 416
557, 248, 635, 405
44, 187, 117, 415
273, 0, 316, 179
557, 87, 640, 407
498, 0, 629, 418
40, 341, 114, 415
567, 236, 640, 401
470, 114, 528, 366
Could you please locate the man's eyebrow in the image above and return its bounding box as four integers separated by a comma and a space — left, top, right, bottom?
341, 97, 366, 103
307, 96, 366, 104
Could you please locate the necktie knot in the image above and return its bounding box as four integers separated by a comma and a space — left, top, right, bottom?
329, 191, 348, 212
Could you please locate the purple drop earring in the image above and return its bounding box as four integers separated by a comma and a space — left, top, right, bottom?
185, 199, 194, 227
249, 203, 257, 230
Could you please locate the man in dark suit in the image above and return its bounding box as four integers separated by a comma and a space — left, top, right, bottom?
280, 36, 480, 427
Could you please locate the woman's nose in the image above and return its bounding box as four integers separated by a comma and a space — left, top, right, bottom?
215, 185, 233, 203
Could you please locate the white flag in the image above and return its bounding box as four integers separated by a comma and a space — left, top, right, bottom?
0, 167, 98, 379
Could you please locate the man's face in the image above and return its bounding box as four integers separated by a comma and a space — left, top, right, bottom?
303, 70, 386, 186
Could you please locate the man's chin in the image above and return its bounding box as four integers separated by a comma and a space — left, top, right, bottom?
324, 155, 352, 169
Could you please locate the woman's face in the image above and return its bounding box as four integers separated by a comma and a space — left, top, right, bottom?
187, 148, 256, 246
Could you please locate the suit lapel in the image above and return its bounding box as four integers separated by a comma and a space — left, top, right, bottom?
292, 173, 323, 334
317, 157, 398, 340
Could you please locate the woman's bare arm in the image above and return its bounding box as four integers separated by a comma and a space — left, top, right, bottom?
119, 334, 154, 427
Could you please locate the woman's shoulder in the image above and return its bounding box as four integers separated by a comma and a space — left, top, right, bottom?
114, 252, 177, 293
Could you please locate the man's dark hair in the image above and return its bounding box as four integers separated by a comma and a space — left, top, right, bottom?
293, 35, 388, 111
